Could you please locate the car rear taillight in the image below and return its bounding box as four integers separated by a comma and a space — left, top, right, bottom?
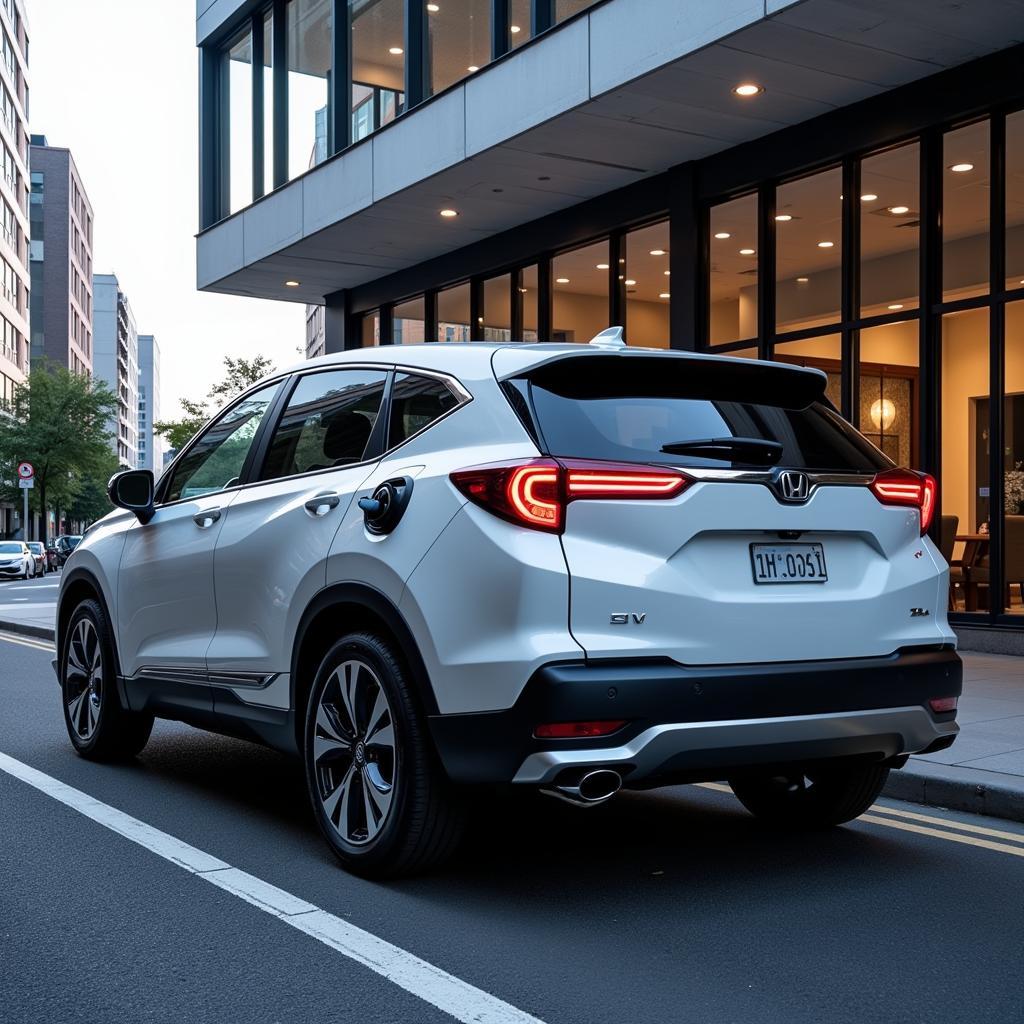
928, 696, 958, 714
870, 468, 937, 535
450, 459, 691, 533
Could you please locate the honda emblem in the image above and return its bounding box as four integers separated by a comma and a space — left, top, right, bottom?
778, 471, 811, 503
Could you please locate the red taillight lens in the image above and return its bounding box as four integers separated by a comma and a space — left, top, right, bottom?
451, 459, 691, 532
870, 468, 937, 535
534, 720, 627, 739
928, 696, 958, 714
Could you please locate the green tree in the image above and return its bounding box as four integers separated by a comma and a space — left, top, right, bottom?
155, 354, 274, 452
0, 361, 118, 542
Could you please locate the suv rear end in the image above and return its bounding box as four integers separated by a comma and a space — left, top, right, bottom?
428, 345, 960, 824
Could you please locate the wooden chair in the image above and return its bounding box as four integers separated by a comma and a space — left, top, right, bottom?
963, 515, 1024, 611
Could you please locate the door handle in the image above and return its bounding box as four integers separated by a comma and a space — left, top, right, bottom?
304, 492, 342, 517
192, 508, 222, 529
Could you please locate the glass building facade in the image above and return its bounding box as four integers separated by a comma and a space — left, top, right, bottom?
198, 4, 1024, 630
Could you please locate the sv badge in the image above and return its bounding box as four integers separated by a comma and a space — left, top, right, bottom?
610, 612, 647, 625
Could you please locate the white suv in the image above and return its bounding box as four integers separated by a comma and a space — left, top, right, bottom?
56, 336, 961, 877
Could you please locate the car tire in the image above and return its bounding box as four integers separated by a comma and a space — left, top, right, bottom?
727, 762, 889, 828
61, 598, 154, 761
304, 632, 465, 879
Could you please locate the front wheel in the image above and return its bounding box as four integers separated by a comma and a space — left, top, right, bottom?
728, 762, 889, 829
303, 633, 464, 878
61, 599, 153, 760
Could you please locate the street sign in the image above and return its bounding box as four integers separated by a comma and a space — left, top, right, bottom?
19, 478, 33, 489
16, 461, 33, 480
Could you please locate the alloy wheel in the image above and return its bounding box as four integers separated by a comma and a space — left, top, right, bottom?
313, 658, 397, 846
65, 618, 102, 741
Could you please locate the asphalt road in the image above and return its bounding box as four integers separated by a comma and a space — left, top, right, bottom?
0, 570, 60, 632
2, 631, 1023, 1024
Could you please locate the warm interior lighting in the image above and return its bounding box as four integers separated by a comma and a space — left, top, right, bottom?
664, 270, 671, 276
426, 2, 440, 9
510, 24, 521, 33
739, 248, 755, 256
439, 208, 458, 217
625, 279, 637, 286
888, 303, 904, 310
870, 397, 897, 431
596, 263, 610, 270
659, 292, 671, 299
817, 240, 834, 248
389, 46, 404, 54
467, 65, 479, 72
860, 193, 878, 202
949, 162, 974, 173
556, 277, 570, 284
775, 214, 792, 222
733, 83, 763, 97
888, 205, 910, 215
649, 249, 666, 256
714, 232, 731, 239
796, 276, 809, 283
284, 280, 300, 287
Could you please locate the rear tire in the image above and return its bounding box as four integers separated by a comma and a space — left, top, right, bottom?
728, 762, 889, 828
61, 599, 153, 760
303, 632, 464, 878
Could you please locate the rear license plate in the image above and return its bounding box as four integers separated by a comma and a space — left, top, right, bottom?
750, 543, 828, 584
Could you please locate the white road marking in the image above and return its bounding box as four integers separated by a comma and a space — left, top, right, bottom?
0, 632, 54, 652
0, 751, 546, 1024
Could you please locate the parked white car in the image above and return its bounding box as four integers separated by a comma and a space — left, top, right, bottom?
0, 540, 33, 580
55, 334, 962, 877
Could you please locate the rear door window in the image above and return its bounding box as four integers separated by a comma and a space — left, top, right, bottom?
260, 369, 388, 480
503, 354, 890, 473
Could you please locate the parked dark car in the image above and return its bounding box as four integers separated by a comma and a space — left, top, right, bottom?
53, 535, 82, 566
26, 542, 46, 576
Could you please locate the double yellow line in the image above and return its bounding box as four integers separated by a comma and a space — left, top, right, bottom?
697, 781, 1024, 859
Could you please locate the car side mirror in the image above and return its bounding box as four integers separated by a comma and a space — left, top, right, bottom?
108, 469, 155, 524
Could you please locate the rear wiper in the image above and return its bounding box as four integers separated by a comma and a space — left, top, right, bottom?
659, 436, 784, 465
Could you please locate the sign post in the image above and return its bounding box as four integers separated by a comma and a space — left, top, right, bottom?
16, 462, 33, 541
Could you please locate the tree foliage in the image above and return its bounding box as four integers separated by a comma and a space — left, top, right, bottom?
155, 354, 275, 452
0, 361, 118, 539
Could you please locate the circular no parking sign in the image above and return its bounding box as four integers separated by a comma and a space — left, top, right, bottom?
16, 461, 33, 481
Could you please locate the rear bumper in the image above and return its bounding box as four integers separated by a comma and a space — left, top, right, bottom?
428, 646, 962, 785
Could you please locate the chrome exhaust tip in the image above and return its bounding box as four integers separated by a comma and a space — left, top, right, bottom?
542, 768, 622, 807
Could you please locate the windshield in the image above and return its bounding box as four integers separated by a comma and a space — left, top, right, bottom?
27, 543, 42, 553
503, 355, 891, 474
0, 543, 22, 554
66, 536, 82, 549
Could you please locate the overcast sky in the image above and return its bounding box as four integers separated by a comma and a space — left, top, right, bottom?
30, 0, 308, 419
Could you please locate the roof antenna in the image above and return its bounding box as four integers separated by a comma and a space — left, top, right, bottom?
588, 326, 626, 349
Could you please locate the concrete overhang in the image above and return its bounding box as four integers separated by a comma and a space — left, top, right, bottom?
196, 0, 1024, 304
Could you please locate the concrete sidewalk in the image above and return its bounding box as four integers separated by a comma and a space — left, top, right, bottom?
2, 608, 1022, 821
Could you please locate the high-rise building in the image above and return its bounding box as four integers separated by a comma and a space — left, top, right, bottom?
194, 1, 1024, 636
93, 273, 139, 470
136, 333, 164, 473
29, 137, 95, 376
0, 0, 28, 539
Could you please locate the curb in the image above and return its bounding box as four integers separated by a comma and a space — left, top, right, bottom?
0, 619, 55, 642
884, 759, 1024, 825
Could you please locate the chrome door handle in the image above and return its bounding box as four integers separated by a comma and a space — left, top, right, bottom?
304, 492, 342, 517
192, 508, 222, 529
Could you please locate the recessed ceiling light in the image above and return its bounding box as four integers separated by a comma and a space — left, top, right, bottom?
796, 277, 809, 283
427, 2, 439, 9
510, 24, 521, 33
389, 46, 404, 55
467, 65, 479, 72
664, 270, 671, 276
649, 249, 667, 256
285, 280, 300, 287
739, 248, 756, 256
519, 287, 528, 293
733, 83, 763, 97
659, 292, 671, 299
714, 231, 731, 240
888, 205, 910, 215
596, 263, 609, 270
860, 193, 878, 202
950, 162, 974, 173
556, 277, 570, 284
888, 303, 904, 310
439, 208, 458, 218
625, 279, 637, 286
775, 214, 792, 222
817, 240, 834, 248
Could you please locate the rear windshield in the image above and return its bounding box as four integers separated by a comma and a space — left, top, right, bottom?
503, 355, 891, 473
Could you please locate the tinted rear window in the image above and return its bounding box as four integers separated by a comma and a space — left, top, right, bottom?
503, 355, 890, 473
